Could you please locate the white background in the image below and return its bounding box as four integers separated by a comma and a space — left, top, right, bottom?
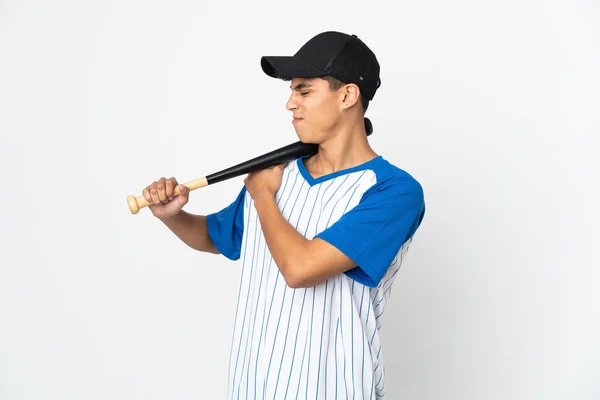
1, 0, 598, 399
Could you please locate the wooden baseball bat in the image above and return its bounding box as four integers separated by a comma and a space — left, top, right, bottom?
127, 118, 373, 214
127, 140, 318, 214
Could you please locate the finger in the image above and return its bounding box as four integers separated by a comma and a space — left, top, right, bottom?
149, 185, 161, 205
166, 178, 176, 200
143, 186, 153, 204
178, 184, 188, 196
156, 179, 169, 204
176, 184, 189, 203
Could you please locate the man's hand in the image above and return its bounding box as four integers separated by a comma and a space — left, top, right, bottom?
244, 163, 288, 201
143, 177, 190, 220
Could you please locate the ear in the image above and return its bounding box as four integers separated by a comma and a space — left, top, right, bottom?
341, 83, 361, 111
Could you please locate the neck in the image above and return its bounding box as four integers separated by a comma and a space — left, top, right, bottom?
305, 116, 379, 177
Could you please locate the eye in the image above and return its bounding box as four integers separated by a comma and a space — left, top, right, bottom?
300, 91, 310, 96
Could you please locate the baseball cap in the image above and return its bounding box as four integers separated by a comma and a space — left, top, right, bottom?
261, 31, 381, 101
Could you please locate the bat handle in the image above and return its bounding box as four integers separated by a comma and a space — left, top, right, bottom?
127, 177, 208, 214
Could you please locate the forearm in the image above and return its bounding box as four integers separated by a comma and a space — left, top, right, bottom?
254, 194, 309, 286
158, 210, 219, 254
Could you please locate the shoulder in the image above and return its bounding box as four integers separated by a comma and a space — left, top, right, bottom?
364, 156, 424, 201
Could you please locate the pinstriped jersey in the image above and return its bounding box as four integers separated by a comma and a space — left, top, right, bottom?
207, 154, 425, 399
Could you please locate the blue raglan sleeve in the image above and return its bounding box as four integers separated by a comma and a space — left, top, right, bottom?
315, 176, 425, 287
205, 186, 246, 260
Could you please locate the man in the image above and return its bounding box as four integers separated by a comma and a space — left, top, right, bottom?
143, 31, 425, 399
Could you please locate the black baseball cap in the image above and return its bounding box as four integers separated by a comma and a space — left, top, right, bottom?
261, 31, 381, 101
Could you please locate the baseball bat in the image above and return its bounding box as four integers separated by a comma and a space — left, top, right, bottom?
127, 118, 373, 214
127, 140, 318, 214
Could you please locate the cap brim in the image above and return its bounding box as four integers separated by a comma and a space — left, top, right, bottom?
261, 56, 326, 79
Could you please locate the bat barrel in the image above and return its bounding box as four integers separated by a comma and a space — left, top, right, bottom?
206, 141, 318, 185
364, 118, 373, 136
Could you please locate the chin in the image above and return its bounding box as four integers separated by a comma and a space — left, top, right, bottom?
295, 127, 322, 144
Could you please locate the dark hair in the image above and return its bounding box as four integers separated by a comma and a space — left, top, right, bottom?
320, 76, 370, 114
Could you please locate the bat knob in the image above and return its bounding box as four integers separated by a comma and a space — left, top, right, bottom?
127, 195, 140, 214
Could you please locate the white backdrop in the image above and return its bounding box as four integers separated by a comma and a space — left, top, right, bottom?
1, 0, 598, 399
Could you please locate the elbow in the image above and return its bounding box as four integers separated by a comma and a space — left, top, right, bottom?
281, 258, 310, 288
286, 271, 323, 289
280, 242, 315, 288
283, 262, 322, 289
283, 268, 305, 289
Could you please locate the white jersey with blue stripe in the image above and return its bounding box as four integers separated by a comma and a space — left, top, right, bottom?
207, 154, 425, 399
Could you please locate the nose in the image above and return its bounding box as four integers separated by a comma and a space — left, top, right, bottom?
286, 93, 298, 111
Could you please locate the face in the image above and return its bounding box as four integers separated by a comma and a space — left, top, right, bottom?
286, 77, 345, 143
